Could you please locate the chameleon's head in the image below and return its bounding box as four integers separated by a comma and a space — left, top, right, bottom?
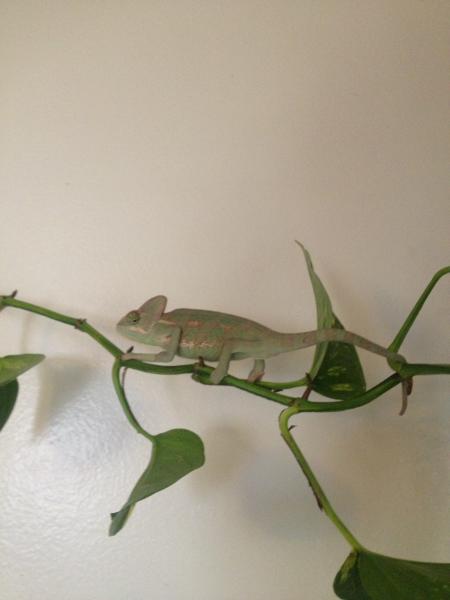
116, 309, 145, 342
116, 295, 167, 342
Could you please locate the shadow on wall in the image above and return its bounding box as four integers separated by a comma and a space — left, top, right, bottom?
34, 357, 130, 463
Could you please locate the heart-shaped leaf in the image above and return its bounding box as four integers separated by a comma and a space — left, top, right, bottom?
334, 550, 450, 599
110, 428, 205, 535
0, 379, 19, 432
311, 316, 366, 400
0, 354, 45, 386
359, 552, 450, 600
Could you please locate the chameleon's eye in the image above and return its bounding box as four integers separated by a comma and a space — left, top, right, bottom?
126, 310, 140, 324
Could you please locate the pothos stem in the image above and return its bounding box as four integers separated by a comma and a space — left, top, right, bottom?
0, 294, 448, 411
111, 359, 155, 442
279, 400, 364, 551
0, 273, 448, 553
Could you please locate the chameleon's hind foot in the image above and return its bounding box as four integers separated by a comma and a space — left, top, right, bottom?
247, 371, 264, 383
209, 370, 224, 385
247, 359, 265, 383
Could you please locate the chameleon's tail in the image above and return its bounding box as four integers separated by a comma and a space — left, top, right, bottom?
278, 329, 405, 363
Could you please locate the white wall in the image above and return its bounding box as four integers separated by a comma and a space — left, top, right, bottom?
1, 2, 449, 599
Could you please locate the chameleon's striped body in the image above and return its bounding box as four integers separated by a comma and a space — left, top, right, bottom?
117, 295, 404, 384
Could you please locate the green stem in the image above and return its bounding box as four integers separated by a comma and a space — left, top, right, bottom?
0, 294, 448, 412
396, 362, 450, 378
0, 295, 196, 376
279, 403, 364, 550
120, 358, 195, 376
299, 374, 401, 412
1, 295, 123, 358
111, 360, 155, 442
389, 266, 450, 353
256, 376, 308, 391
192, 365, 294, 406
1, 296, 85, 326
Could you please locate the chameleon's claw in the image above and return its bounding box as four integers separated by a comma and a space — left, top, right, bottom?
247, 359, 265, 383
247, 372, 265, 383
120, 347, 135, 361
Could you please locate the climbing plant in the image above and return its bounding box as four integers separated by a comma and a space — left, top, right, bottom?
1, 247, 448, 599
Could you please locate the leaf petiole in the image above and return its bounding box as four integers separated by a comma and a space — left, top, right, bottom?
279, 401, 364, 551
111, 360, 155, 442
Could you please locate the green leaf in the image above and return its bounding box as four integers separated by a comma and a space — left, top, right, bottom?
360, 552, 450, 600
109, 428, 205, 536
334, 550, 450, 599
334, 552, 371, 599
0, 354, 45, 386
0, 379, 19, 432
296, 242, 334, 379
311, 316, 366, 400
0, 354, 43, 432
296, 243, 366, 396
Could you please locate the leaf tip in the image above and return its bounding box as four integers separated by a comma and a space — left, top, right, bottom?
108, 509, 127, 536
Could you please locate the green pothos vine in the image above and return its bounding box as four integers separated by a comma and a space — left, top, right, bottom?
0, 248, 449, 599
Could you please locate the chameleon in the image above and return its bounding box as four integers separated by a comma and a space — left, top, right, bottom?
117, 295, 405, 384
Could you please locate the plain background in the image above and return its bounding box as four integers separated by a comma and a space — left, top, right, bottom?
0, 2, 449, 599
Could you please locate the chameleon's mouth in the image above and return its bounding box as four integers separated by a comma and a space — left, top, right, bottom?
116, 321, 146, 340
116, 303, 156, 344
